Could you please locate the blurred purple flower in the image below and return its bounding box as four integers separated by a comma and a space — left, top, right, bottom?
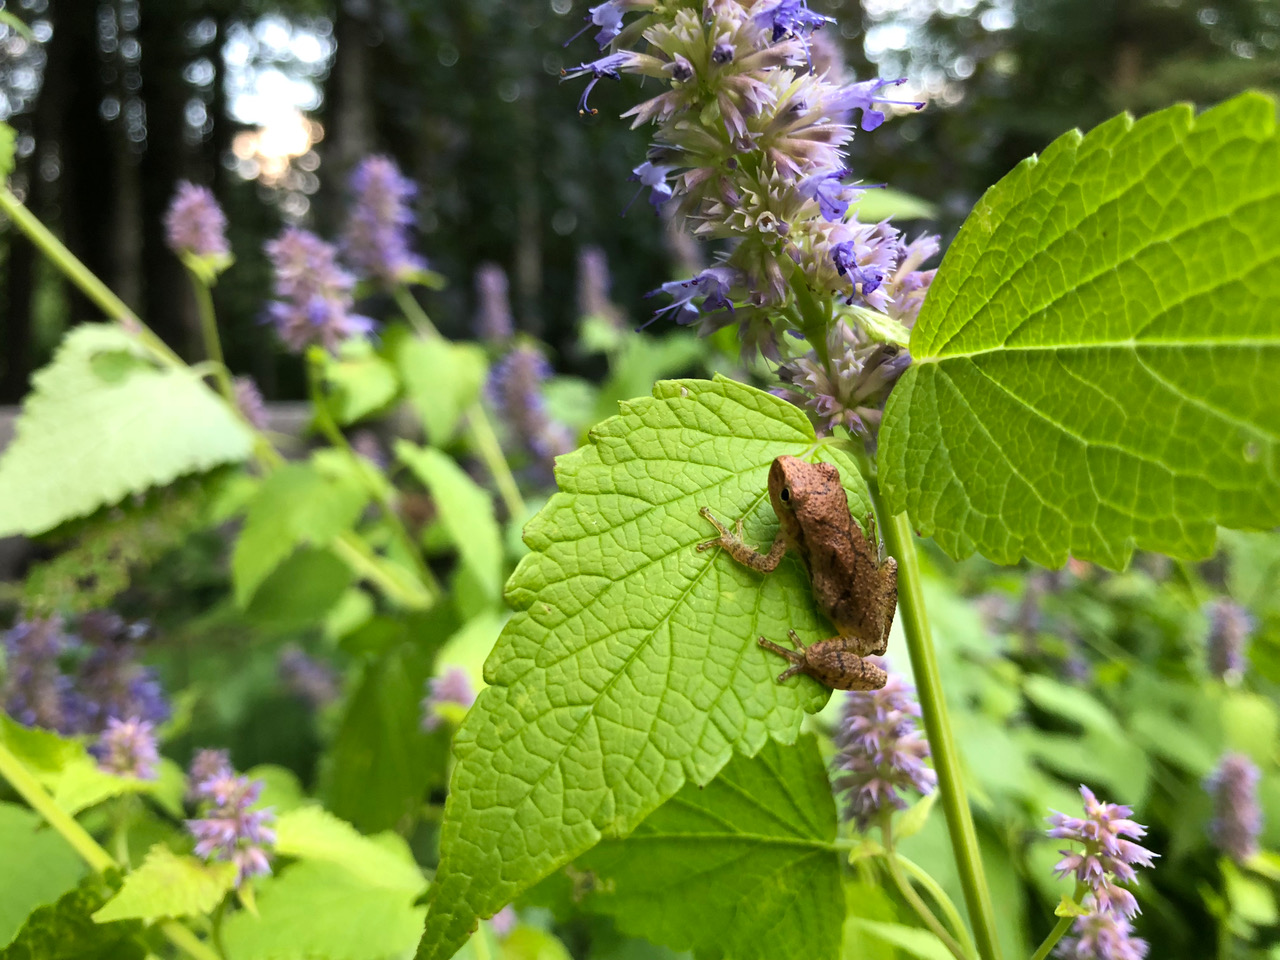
187, 757, 275, 886
490, 904, 518, 938
1, 617, 76, 732
421, 668, 477, 732
93, 716, 159, 780
234, 376, 269, 430
1047, 786, 1157, 919
164, 181, 230, 259
278, 645, 340, 709
475, 263, 515, 343
264, 228, 374, 353
1206, 752, 1262, 863
343, 155, 426, 286
488, 345, 574, 470
1056, 901, 1149, 960
71, 615, 169, 735
831, 661, 935, 831
1205, 598, 1252, 681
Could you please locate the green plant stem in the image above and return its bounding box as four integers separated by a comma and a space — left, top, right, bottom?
0, 187, 181, 369
895, 852, 979, 959
0, 742, 221, 960
392, 282, 527, 519
306, 354, 442, 598
882, 817, 972, 960
189, 272, 236, 405
869, 486, 1003, 960
1028, 883, 1088, 960
466, 401, 526, 519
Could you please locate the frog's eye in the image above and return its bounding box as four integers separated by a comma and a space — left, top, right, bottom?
779, 486, 791, 503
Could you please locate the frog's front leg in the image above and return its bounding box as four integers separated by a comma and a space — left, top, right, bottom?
696, 507, 786, 573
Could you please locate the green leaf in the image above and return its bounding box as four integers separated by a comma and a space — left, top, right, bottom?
0, 713, 84, 780
0, 325, 254, 537
0, 803, 85, 948
1054, 895, 1090, 919
1021, 676, 1116, 734
324, 339, 400, 424
243, 547, 357, 630
0, 875, 143, 960
52, 757, 185, 817
92, 846, 236, 923
321, 624, 449, 832
574, 735, 843, 960
852, 187, 938, 222
893, 790, 939, 842
396, 336, 487, 446
396, 442, 503, 601
232, 462, 369, 607
418, 376, 871, 959
273, 807, 426, 893
844, 919, 952, 960
221, 861, 426, 960
880, 93, 1280, 568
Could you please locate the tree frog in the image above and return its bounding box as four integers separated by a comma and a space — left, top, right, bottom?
697, 455, 897, 691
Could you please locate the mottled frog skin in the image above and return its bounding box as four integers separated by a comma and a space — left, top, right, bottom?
697, 455, 897, 691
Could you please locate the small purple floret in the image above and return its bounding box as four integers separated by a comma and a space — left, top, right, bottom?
93, 716, 159, 780
186, 754, 276, 886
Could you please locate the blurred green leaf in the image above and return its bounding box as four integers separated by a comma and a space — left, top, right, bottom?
1223, 858, 1279, 927
844, 920, 952, 960
221, 861, 425, 960
894, 792, 939, 842
1022, 676, 1116, 734
243, 547, 356, 630
852, 187, 938, 222
396, 336, 487, 446
245, 765, 306, 815
1220, 692, 1279, 765
232, 462, 368, 608
92, 846, 236, 923
397, 442, 504, 602
0, 714, 83, 781
880, 93, 1280, 568
0, 874, 142, 960
0, 803, 85, 948
273, 807, 425, 893
0, 325, 253, 537
324, 339, 400, 424
841, 880, 900, 960
52, 757, 185, 817
576, 736, 844, 960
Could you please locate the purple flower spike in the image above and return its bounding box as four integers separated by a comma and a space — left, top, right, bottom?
1206, 752, 1263, 863
421, 668, 478, 732
1047, 786, 1157, 919
278, 646, 340, 710
164, 181, 230, 260
1056, 901, 1149, 960
487, 346, 575, 470
186, 759, 276, 886
831, 662, 935, 831
264, 228, 374, 353
1, 617, 76, 732
93, 716, 159, 780
1205, 598, 1253, 681
343, 155, 427, 286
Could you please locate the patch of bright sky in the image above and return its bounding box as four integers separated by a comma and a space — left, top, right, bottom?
222, 15, 333, 129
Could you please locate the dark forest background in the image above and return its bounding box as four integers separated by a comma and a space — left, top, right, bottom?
0, 0, 1277, 403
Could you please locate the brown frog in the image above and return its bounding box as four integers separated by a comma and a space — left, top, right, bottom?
697, 455, 897, 691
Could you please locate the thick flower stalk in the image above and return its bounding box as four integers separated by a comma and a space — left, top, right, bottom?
831, 661, 935, 831
1206, 752, 1262, 863
1048, 786, 1157, 920
343, 155, 427, 286
93, 716, 159, 779
265, 227, 373, 353
563, 0, 938, 439
186, 752, 276, 885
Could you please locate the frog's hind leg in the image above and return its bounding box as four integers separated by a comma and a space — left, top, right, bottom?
758, 630, 807, 683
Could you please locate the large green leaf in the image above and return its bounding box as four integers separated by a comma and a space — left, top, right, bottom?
396, 336, 487, 447
574, 735, 843, 960
221, 861, 425, 960
0, 804, 85, 948
0, 324, 254, 537
273, 807, 425, 893
232, 462, 369, 607
417, 376, 871, 959
92, 846, 236, 923
880, 92, 1280, 568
